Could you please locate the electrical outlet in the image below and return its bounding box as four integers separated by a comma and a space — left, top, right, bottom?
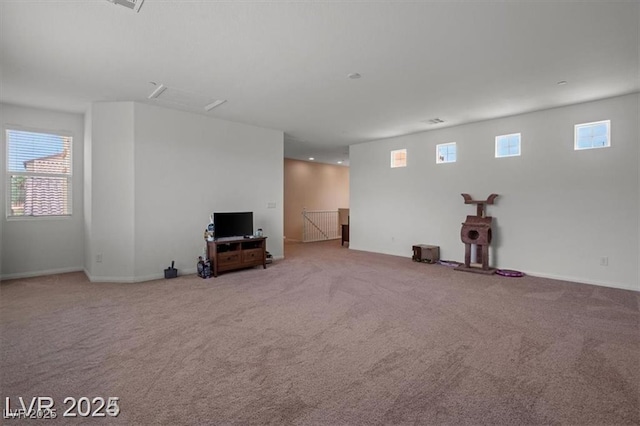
267, 202, 276, 209
96, 253, 103, 263
600, 256, 608, 266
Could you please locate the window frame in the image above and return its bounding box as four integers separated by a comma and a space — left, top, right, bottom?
5, 126, 73, 219
574, 120, 610, 151
390, 148, 407, 168
436, 142, 457, 164
495, 133, 521, 158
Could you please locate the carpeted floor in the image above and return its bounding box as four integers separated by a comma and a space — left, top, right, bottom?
1, 240, 639, 425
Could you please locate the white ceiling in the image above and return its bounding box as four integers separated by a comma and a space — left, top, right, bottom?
1, 0, 638, 166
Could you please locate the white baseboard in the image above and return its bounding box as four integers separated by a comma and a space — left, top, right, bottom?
1, 266, 84, 281
83, 268, 135, 283
131, 267, 198, 283
522, 270, 639, 292
84, 267, 198, 283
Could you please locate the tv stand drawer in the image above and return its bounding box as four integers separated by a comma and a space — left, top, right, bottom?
207, 237, 267, 277
218, 253, 241, 267
242, 248, 263, 264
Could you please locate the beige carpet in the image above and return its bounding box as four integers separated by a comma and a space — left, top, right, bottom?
1, 240, 639, 425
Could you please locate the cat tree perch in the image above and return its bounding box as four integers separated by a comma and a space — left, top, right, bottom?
455, 193, 499, 275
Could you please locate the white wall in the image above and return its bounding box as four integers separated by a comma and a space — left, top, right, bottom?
350, 94, 639, 291
0, 103, 85, 279
3, 101, 283, 282
83, 107, 92, 276
132, 103, 284, 280
86, 102, 136, 281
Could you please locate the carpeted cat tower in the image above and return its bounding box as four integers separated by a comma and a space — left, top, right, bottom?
455, 193, 498, 275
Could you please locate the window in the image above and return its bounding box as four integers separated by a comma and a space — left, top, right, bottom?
390, 149, 407, 168
6, 128, 72, 217
495, 133, 521, 158
574, 120, 610, 150
436, 142, 456, 164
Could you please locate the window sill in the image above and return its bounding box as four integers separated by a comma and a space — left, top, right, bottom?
6, 214, 73, 222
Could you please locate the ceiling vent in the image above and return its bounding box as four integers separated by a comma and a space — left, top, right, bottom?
425, 118, 445, 125
147, 84, 227, 113
106, 0, 144, 13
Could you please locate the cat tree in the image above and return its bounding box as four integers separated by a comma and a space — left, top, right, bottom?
455, 193, 499, 275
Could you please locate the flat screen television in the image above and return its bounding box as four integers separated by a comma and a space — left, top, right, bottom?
213, 212, 253, 239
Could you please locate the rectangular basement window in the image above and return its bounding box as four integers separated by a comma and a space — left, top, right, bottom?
575, 120, 610, 150
391, 149, 407, 168
436, 142, 456, 164
495, 133, 521, 158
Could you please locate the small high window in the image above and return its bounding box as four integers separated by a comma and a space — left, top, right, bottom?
575, 120, 610, 150
436, 142, 456, 164
495, 133, 521, 158
390, 149, 407, 168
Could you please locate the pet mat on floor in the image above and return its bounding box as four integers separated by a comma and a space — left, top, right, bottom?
496, 269, 525, 277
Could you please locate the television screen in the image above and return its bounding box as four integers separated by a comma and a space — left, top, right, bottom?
213, 212, 253, 239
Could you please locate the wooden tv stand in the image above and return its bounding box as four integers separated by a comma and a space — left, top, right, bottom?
207, 237, 267, 277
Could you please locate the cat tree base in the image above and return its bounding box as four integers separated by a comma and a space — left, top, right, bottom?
454, 265, 496, 275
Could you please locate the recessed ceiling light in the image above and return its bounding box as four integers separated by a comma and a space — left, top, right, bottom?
337, 161, 343, 164
347, 73, 361, 79
557, 80, 568, 85
309, 157, 315, 161
424, 118, 445, 125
